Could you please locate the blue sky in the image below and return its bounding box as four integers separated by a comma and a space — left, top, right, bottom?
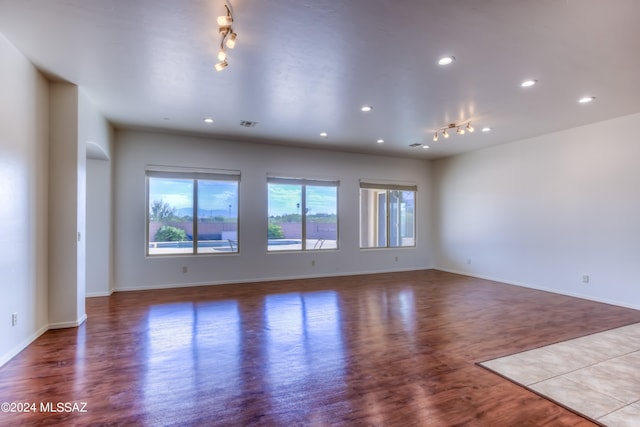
149, 178, 238, 214
268, 184, 336, 216
149, 178, 337, 217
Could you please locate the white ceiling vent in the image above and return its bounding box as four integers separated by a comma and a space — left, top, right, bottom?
240, 120, 258, 128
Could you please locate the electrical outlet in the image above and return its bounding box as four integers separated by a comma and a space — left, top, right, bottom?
582, 275, 590, 284
11, 313, 17, 327
467, 259, 472, 265
311, 260, 316, 267
182, 266, 188, 274
394, 256, 398, 262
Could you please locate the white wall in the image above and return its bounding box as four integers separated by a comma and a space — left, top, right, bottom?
0, 33, 49, 366
81, 91, 114, 297
86, 158, 113, 296
114, 130, 434, 290
48, 82, 86, 328
433, 112, 640, 309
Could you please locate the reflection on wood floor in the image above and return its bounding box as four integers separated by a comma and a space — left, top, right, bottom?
2, 270, 640, 426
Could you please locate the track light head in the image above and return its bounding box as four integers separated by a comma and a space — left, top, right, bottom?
466, 122, 474, 132
217, 48, 227, 62
217, 15, 233, 27
443, 129, 449, 138
457, 127, 465, 135
217, 5, 233, 27
215, 60, 229, 72
433, 132, 439, 142
226, 32, 237, 49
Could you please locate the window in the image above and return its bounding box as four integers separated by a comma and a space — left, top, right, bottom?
360, 182, 416, 248
147, 167, 240, 256
267, 177, 338, 251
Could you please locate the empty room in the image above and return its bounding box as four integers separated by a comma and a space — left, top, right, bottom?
1, 1, 639, 425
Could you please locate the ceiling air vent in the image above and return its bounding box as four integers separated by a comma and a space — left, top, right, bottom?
240, 120, 258, 128
409, 143, 423, 148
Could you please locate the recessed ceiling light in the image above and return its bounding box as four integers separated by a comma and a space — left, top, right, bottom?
481, 127, 492, 132
320, 132, 328, 138
361, 106, 373, 112
438, 56, 455, 66
521, 79, 537, 88
376, 139, 384, 144
422, 145, 430, 149
578, 96, 595, 104
203, 117, 214, 123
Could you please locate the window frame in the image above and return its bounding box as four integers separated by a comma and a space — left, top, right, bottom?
146, 166, 240, 257
359, 181, 417, 249
267, 176, 339, 252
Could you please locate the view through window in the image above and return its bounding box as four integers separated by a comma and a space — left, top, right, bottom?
267, 177, 338, 251
147, 169, 239, 255
360, 183, 416, 248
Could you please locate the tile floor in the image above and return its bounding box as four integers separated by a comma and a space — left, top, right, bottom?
480, 322, 640, 426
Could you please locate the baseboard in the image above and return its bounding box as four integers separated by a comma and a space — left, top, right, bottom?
114, 267, 431, 292
0, 324, 48, 368
87, 289, 114, 297
48, 313, 87, 330
435, 268, 640, 311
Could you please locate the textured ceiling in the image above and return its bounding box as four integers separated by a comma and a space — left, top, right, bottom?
0, 0, 639, 159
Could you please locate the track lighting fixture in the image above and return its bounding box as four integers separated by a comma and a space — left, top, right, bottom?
433, 121, 476, 142
215, 4, 237, 72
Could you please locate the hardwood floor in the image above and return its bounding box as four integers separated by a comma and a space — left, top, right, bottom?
2, 270, 640, 426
